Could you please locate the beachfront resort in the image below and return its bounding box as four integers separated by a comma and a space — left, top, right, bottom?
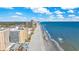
0, 7, 79, 51
0, 20, 37, 51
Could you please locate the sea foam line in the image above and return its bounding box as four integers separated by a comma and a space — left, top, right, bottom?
41, 24, 64, 51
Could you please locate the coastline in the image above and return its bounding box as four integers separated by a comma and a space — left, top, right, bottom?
45, 29, 64, 51
28, 22, 64, 51
40, 23, 64, 51
28, 22, 45, 51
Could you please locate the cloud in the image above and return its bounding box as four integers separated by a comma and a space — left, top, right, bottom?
0, 15, 27, 22
38, 14, 64, 21
11, 12, 23, 18
2, 7, 14, 9
38, 18, 51, 21
15, 12, 23, 15
68, 16, 79, 21
75, 16, 79, 20
57, 14, 64, 18
69, 16, 79, 21
30, 7, 52, 15
54, 10, 64, 19
11, 15, 25, 19
10, 15, 27, 21
67, 10, 74, 13
54, 10, 63, 15
64, 15, 79, 21
68, 14, 75, 17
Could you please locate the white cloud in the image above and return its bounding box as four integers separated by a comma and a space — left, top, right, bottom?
47, 15, 55, 21
30, 7, 52, 15
11, 15, 24, 19
0, 15, 27, 22
75, 16, 79, 20
68, 10, 74, 13
10, 15, 27, 21
64, 15, 79, 21
38, 18, 46, 21
11, 12, 23, 18
38, 18, 52, 21
15, 12, 23, 15
55, 10, 63, 15
49, 15, 54, 18
54, 10, 64, 19
68, 14, 75, 17
38, 14, 64, 21
57, 14, 64, 18
70, 16, 79, 21
2, 7, 14, 9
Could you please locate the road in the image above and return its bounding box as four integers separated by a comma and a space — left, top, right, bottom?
28, 23, 45, 51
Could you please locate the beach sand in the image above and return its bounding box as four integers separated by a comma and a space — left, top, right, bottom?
28, 23, 63, 51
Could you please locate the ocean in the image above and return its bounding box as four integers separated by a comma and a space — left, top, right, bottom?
41, 22, 79, 51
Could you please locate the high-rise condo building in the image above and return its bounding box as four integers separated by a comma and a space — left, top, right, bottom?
0, 29, 10, 51
10, 28, 28, 43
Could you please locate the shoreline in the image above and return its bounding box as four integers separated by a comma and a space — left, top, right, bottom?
40, 23, 64, 51
45, 30, 64, 51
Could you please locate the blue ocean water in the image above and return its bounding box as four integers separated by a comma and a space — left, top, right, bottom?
41, 22, 79, 51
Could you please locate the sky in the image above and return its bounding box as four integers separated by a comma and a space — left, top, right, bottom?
0, 7, 79, 22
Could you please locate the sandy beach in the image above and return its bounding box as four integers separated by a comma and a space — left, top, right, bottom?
28, 23, 63, 51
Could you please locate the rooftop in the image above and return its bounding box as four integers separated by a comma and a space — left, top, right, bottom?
0, 28, 9, 32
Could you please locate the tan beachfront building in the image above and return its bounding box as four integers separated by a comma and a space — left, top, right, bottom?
9, 28, 28, 44
19, 29, 28, 43
0, 29, 10, 51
